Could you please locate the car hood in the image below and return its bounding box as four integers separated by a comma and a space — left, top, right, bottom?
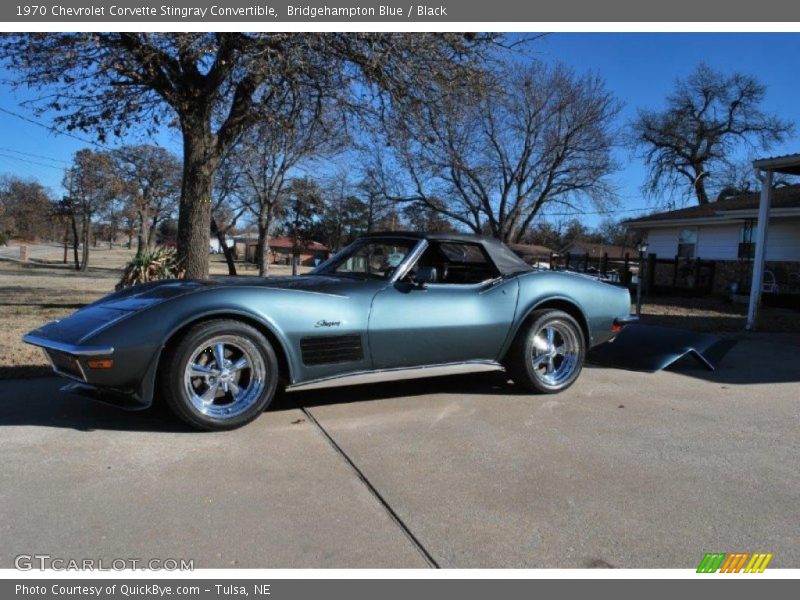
205, 274, 369, 296
25, 275, 374, 346
27, 280, 210, 345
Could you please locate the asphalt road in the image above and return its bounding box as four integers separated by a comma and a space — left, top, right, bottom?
0, 242, 63, 261
1, 335, 798, 569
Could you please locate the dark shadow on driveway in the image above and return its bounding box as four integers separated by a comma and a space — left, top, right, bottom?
4, 330, 796, 432
277, 370, 524, 412
0, 372, 522, 432
0, 377, 190, 433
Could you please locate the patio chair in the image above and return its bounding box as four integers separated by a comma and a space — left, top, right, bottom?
762, 269, 779, 294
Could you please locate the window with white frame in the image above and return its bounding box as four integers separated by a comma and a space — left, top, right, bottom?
677, 228, 697, 258
738, 220, 756, 259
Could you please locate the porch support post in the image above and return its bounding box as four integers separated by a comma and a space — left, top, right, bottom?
746, 169, 773, 330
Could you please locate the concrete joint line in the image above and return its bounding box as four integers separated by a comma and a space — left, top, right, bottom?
299, 405, 440, 568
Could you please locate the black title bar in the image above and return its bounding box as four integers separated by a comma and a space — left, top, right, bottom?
2, 0, 798, 22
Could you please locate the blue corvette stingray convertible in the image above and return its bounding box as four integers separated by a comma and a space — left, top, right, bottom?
24, 232, 633, 430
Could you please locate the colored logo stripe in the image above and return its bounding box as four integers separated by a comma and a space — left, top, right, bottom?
719, 553, 749, 573
697, 552, 773, 573
697, 553, 726, 573
744, 553, 773, 573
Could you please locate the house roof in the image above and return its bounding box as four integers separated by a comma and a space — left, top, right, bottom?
268, 236, 327, 251
508, 243, 554, 257
624, 184, 800, 228
561, 240, 630, 257
235, 234, 328, 251
753, 153, 800, 175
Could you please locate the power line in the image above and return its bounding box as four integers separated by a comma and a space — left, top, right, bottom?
0, 146, 70, 165
0, 155, 40, 179
0, 106, 109, 150
0, 151, 65, 170
540, 205, 654, 218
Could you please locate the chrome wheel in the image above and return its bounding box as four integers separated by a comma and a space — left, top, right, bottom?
183, 335, 267, 420
530, 320, 581, 387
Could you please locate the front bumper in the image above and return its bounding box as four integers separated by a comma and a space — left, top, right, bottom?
22, 334, 148, 410
23, 334, 114, 383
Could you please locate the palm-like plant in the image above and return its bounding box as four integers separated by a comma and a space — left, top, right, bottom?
116, 246, 184, 290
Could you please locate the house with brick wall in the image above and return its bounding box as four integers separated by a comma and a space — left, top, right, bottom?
624, 185, 800, 294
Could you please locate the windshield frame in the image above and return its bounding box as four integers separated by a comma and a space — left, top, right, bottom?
310, 236, 426, 281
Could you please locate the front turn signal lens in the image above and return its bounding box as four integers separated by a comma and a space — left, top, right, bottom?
86, 359, 114, 369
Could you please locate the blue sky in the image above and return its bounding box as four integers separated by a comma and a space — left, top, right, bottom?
1, 33, 800, 228
533, 33, 800, 224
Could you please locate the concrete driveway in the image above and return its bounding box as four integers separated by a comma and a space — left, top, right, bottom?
1, 335, 798, 569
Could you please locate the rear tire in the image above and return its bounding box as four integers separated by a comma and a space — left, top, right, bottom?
159, 319, 278, 431
505, 309, 585, 394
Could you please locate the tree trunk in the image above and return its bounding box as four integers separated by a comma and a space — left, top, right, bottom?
147, 214, 159, 248
70, 213, 80, 270
80, 217, 90, 272
693, 169, 710, 205
291, 213, 300, 277
137, 208, 150, 256
257, 226, 272, 278
210, 217, 237, 276
367, 197, 375, 233
177, 115, 218, 279
693, 179, 710, 205
257, 207, 273, 278
62, 225, 69, 264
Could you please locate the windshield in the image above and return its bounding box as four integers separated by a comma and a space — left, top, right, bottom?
312, 238, 418, 280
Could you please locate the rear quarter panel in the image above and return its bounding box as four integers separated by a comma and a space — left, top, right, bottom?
507, 270, 631, 351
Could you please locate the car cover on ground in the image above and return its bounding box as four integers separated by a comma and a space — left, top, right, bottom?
587, 324, 738, 372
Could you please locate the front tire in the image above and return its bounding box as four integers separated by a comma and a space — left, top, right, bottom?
506, 309, 585, 394
159, 319, 278, 431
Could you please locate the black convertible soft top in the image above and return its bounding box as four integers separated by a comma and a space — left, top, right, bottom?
361, 231, 533, 276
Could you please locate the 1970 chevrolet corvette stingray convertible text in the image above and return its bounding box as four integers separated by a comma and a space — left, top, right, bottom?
24, 232, 633, 430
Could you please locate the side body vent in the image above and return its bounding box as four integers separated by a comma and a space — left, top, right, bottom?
300, 334, 364, 366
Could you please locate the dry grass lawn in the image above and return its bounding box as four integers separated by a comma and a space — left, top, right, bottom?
639, 294, 800, 333
0, 245, 306, 378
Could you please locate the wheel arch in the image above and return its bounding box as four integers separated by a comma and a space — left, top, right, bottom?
503, 296, 591, 360
143, 310, 295, 406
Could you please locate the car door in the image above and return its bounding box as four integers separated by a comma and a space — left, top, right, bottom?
367, 241, 520, 369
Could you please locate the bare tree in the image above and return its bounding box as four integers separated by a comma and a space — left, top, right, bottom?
595, 217, 631, 248
0, 175, 54, 241
280, 177, 324, 276
631, 63, 793, 206
231, 95, 344, 276
0, 33, 500, 278
386, 62, 621, 243
64, 149, 120, 271
211, 154, 248, 276
113, 145, 180, 255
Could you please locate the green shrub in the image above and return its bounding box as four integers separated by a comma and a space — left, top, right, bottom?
116, 246, 185, 290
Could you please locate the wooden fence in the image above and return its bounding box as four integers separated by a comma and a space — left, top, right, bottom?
519, 251, 718, 295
